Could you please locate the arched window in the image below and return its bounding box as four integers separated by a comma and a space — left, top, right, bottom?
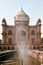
33, 46, 36, 49
8, 38, 12, 44
31, 30, 35, 35
8, 30, 12, 35
8, 47, 10, 50
18, 30, 25, 37
18, 30, 25, 41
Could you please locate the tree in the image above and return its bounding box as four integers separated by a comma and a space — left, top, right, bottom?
41, 37, 43, 43
0, 39, 2, 44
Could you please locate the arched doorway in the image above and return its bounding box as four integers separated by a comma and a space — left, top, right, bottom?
8, 47, 10, 50
3, 47, 6, 50
11, 47, 14, 50
37, 46, 40, 50
33, 46, 36, 50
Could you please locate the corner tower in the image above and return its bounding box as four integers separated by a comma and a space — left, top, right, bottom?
2, 18, 7, 44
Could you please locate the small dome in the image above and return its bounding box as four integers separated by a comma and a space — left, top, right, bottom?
2, 18, 6, 22
37, 18, 41, 24
14, 9, 29, 21
37, 18, 41, 23
2, 18, 6, 25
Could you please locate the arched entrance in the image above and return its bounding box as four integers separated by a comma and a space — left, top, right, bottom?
8, 47, 10, 50
3, 47, 6, 50
33, 46, 36, 50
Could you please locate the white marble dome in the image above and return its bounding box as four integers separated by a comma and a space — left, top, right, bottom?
14, 8, 29, 21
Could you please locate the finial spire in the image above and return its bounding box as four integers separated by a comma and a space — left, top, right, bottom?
21, 0, 23, 10
21, 6, 22, 10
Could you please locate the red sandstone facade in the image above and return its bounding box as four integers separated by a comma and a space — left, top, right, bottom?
0, 9, 43, 50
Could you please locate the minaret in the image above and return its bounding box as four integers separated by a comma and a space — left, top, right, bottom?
2, 18, 7, 44
36, 18, 41, 44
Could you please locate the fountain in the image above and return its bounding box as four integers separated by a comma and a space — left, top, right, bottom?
15, 40, 31, 65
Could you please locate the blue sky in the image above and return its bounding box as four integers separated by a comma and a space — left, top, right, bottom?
0, 0, 43, 39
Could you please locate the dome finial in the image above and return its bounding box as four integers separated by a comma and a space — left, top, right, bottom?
21, 0, 23, 11
21, 6, 23, 11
